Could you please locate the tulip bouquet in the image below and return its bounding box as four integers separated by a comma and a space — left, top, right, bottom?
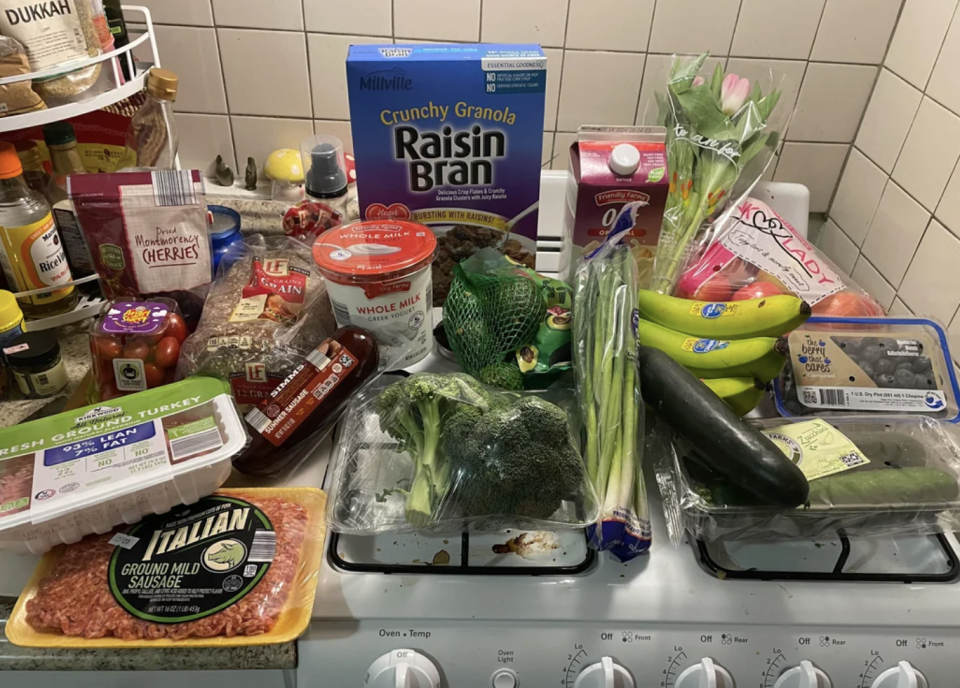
650, 53, 787, 294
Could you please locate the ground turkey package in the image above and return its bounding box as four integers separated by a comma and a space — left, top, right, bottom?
6, 488, 326, 648
70, 170, 213, 328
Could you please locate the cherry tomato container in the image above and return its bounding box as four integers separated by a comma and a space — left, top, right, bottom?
90, 298, 190, 400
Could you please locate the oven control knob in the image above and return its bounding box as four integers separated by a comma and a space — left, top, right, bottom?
365, 649, 441, 688
773, 661, 831, 688
573, 656, 635, 688
870, 661, 928, 688
675, 658, 735, 688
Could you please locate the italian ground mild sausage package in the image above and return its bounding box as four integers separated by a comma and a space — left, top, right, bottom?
6, 487, 326, 648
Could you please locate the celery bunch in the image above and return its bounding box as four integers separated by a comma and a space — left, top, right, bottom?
574, 244, 648, 557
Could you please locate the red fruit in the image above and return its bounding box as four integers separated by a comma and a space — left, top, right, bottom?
144, 363, 165, 389
153, 336, 181, 369
814, 290, 879, 317
121, 340, 150, 361
732, 281, 784, 301
693, 273, 733, 302
164, 313, 188, 344
94, 338, 122, 362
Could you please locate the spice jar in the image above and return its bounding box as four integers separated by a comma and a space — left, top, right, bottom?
0, 289, 25, 355
6, 330, 67, 398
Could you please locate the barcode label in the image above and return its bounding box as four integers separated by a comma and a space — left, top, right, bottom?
169, 427, 222, 460
331, 299, 352, 326
245, 407, 270, 434
248, 530, 276, 563
818, 388, 847, 406
307, 348, 331, 369
152, 170, 197, 207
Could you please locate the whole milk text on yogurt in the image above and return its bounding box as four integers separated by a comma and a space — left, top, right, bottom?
312, 220, 437, 367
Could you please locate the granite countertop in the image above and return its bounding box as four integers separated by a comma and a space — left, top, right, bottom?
0, 598, 297, 671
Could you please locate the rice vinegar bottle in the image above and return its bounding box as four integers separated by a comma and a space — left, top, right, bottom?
0, 142, 77, 319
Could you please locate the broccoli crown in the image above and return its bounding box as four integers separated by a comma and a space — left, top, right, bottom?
442, 394, 587, 522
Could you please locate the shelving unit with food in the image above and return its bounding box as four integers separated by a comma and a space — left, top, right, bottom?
0, 5, 161, 331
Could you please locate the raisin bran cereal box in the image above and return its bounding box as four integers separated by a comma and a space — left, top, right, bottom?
346, 44, 546, 305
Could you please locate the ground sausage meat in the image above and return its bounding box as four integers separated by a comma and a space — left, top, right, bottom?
26, 496, 308, 640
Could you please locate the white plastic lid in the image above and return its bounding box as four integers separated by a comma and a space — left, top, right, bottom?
609, 143, 641, 176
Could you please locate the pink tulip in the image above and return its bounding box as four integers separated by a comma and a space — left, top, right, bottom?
692, 76, 705, 87
720, 73, 750, 115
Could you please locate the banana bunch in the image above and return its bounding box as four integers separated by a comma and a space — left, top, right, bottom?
636, 291, 812, 415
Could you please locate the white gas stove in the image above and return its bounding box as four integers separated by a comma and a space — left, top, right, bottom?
305, 457, 960, 688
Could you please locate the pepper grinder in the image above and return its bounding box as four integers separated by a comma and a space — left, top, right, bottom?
301, 135, 349, 217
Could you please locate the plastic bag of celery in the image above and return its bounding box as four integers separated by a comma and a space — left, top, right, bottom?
573, 217, 652, 561
325, 371, 600, 534
649, 52, 792, 295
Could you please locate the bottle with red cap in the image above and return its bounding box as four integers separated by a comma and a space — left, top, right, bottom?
0, 142, 77, 319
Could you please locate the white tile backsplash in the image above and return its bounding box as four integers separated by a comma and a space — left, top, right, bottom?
566, 0, 655, 52
142, 0, 960, 330
851, 255, 897, 311
219, 29, 312, 118
892, 97, 960, 212
175, 113, 235, 173
304, 0, 392, 36
648, 0, 742, 55
212, 0, 304, 31
394, 0, 480, 41
861, 180, 931, 288
818, 219, 860, 274
855, 68, 923, 173
789, 63, 877, 143
899, 219, 960, 322
730, 0, 825, 60
884, 0, 958, 89
542, 132, 555, 168
830, 147, 888, 245
927, 12, 960, 117
136, 0, 213, 26
231, 116, 315, 174
482, 0, 568, 47
558, 50, 645, 131
773, 142, 848, 213
810, 0, 902, 64
937, 162, 960, 237
308, 33, 384, 121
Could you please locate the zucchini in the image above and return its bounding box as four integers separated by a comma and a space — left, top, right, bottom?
807, 467, 960, 507
638, 345, 809, 507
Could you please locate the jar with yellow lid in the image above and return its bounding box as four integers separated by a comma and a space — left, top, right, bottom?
124, 68, 180, 170
0, 289, 24, 355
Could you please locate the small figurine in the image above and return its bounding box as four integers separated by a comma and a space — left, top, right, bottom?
214, 154, 234, 186
244, 157, 258, 190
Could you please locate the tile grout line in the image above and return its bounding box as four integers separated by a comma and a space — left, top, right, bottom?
631, 0, 659, 126
920, 0, 960, 93
550, 0, 574, 154
209, 23, 238, 171
725, 0, 745, 58
301, 0, 315, 122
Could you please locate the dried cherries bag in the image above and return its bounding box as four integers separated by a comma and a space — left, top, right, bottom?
90, 298, 188, 401
70, 170, 213, 329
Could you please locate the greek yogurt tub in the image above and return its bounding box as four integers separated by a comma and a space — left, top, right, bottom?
312, 220, 437, 368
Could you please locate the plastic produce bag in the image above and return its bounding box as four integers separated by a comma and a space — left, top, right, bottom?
650, 53, 792, 294
655, 414, 960, 544
573, 216, 651, 561
443, 248, 573, 390
674, 198, 886, 317
326, 371, 599, 534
